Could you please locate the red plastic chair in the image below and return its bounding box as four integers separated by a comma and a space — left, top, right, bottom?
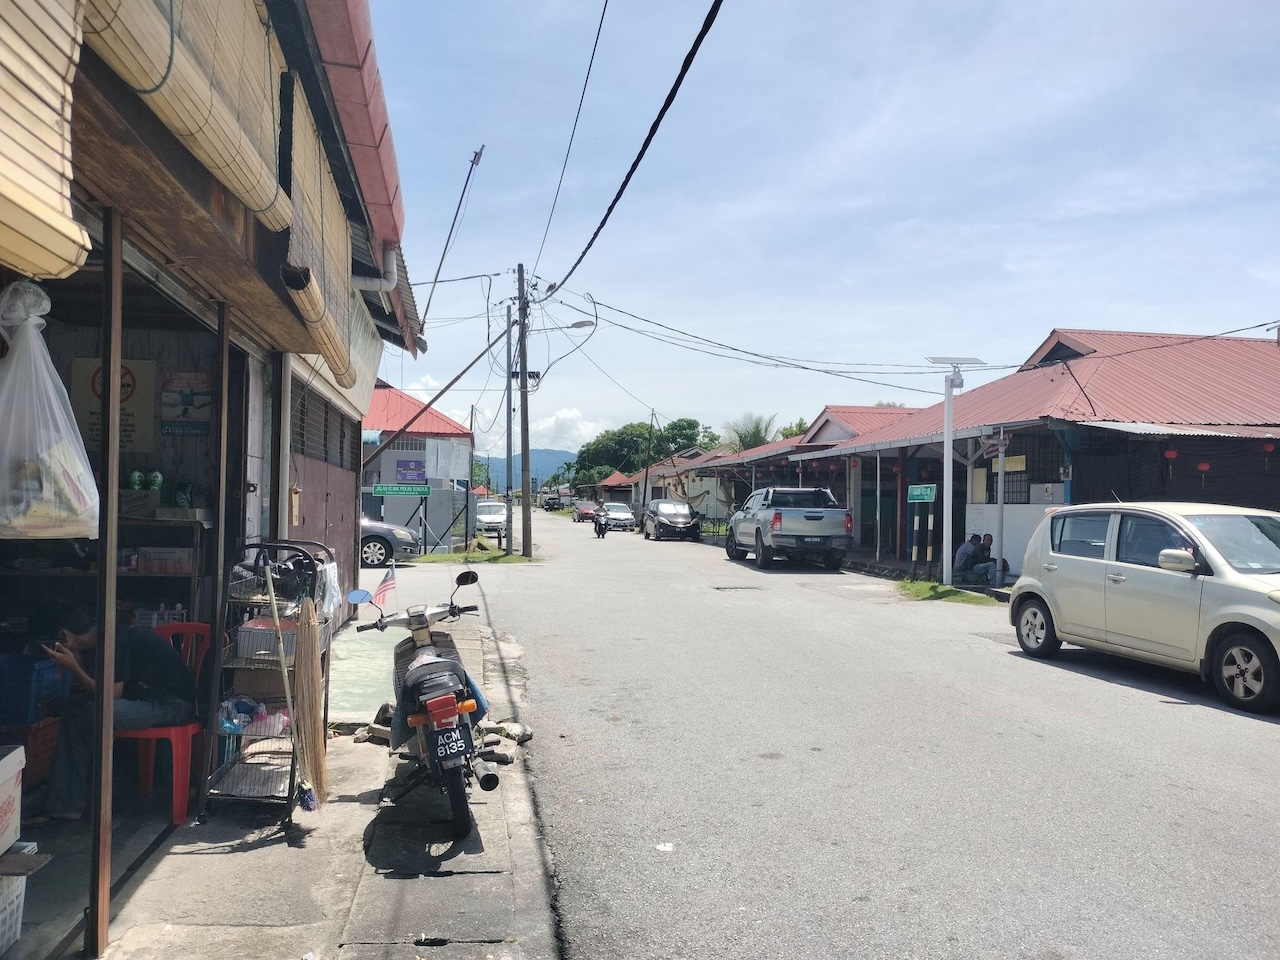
114, 622, 210, 825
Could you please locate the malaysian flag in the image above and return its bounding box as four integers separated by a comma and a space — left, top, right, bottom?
372, 560, 397, 607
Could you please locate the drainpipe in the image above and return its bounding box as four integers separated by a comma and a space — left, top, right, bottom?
352, 244, 399, 293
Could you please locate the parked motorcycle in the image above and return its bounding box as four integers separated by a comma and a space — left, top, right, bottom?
347, 571, 497, 838
594, 511, 609, 538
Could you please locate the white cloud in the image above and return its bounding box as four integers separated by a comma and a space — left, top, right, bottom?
530, 408, 606, 452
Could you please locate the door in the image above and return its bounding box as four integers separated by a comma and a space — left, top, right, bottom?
736, 492, 764, 545
1103, 513, 1203, 661
1044, 510, 1113, 642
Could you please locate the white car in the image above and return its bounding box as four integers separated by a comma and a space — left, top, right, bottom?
602, 502, 636, 530
1010, 501, 1280, 713
475, 499, 508, 534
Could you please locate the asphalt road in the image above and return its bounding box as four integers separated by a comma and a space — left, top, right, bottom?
464, 511, 1280, 960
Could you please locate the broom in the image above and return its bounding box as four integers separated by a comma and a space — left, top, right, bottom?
264, 565, 317, 811
294, 597, 328, 805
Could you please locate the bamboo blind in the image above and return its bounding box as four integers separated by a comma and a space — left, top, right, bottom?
0, 0, 91, 279
283, 73, 355, 388
83, 0, 292, 232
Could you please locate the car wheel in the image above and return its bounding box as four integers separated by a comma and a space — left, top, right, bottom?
1212, 632, 1280, 713
361, 537, 391, 568
1016, 598, 1061, 658
643, 523, 650, 539
823, 551, 844, 571
754, 532, 773, 570
725, 530, 747, 561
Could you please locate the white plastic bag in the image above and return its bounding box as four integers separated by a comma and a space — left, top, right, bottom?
0, 280, 99, 539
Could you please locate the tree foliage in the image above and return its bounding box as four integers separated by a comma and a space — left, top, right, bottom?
875, 400, 907, 408
779, 417, 809, 439
723, 413, 780, 453
573, 417, 719, 478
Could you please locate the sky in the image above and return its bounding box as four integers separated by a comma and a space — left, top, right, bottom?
368, 0, 1280, 459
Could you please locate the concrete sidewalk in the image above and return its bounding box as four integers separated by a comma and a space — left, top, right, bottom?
89, 618, 557, 960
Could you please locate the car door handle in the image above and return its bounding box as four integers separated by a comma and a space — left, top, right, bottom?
1107, 573, 1126, 583
1042, 563, 1057, 572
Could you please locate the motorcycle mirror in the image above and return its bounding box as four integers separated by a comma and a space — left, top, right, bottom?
347, 589, 374, 604
455, 571, 479, 587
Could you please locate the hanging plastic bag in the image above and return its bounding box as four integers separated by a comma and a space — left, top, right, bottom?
0, 280, 99, 539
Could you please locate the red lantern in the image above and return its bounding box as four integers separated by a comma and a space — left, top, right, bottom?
1264, 442, 1275, 471
1197, 462, 1210, 489
1164, 449, 1177, 479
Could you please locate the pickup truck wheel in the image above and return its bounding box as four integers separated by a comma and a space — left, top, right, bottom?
725, 530, 747, 561
823, 552, 844, 571
1212, 632, 1280, 713
754, 532, 774, 569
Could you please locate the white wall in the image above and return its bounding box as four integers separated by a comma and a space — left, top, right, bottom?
965, 503, 1056, 576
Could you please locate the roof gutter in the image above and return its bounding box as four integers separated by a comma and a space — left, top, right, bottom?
352, 242, 399, 293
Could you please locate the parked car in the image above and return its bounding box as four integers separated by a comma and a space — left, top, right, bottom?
601, 502, 636, 531
1010, 501, 1280, 713
475, 499, 508, 534
572, 501, 596, 522
726, 487, 852, 570
361, 517, 421, 567
643, 500, 701, 541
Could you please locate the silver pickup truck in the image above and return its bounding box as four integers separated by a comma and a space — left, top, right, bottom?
726, 487, 852, 570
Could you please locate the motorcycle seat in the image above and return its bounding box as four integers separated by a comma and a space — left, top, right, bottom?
403, 656, 467, 701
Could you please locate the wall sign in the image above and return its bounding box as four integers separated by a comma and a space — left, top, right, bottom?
396, 459, 426, 483
71, 358, 156, 452
161, 372, 213, 436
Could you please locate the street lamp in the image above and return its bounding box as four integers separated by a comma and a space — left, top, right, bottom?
927, 356, 984, 585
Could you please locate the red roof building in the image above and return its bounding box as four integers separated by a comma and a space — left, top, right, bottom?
365, 380, 471, 437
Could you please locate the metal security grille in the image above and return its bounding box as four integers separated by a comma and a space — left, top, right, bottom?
290, 380, 359, 469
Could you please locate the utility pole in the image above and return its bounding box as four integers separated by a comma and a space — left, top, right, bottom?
518, 264, 532, 557
504, 303, 514, 556
639, 409, 656, 521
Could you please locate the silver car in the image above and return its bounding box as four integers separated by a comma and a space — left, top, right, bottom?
1010, 501, 1280, 712
361, 517, 421, 567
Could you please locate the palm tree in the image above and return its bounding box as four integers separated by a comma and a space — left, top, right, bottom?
722, 413, 779, 453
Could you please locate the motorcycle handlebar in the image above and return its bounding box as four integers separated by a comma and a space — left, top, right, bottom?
356, 621, 381, 632
457, 604, 479, 614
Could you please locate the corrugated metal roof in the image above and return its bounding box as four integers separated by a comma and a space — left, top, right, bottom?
830, 328, 1280, 453
599, 470, 632, 487
1082, 421, 1280, 439
703, 439, 830, 468
817, 405, 921, 436
364, 380, 470, 435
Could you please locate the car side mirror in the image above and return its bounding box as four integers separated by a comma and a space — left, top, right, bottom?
1157, 548, 1197, 573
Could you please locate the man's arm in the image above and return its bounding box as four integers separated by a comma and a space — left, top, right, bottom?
42, 644, 125, 698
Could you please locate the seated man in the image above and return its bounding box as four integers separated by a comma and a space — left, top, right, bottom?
971, 533, 1009, 585
954, 534, 982, 574
26, 604, 197, 825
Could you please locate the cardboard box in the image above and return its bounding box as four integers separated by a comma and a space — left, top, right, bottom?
138, 546, 194, 575
231, 667, 286, 701
0, 842, 44, 958
119, 489, 159, 519
0, 747, 25, 855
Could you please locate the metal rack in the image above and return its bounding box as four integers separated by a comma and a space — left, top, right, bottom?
204, 539, 335, 823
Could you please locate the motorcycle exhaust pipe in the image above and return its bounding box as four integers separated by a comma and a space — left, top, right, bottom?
470, 755, 500, 791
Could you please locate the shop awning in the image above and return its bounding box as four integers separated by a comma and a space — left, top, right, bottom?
282, 74, 357, 388
82, 0, 292, 232
1077, 421, 1280, 439
0, 0, 91, 279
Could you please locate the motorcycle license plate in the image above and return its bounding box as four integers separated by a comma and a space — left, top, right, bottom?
430, 725, 473, 761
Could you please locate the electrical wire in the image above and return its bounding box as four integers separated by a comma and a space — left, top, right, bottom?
532, 1, 609, 278
542, 0, 725, 298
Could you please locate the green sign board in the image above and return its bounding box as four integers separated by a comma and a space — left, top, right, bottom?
907, 483, 937, 503
373, 484, 432, 497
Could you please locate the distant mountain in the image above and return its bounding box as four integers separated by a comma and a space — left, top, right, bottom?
475, 449, 576, 491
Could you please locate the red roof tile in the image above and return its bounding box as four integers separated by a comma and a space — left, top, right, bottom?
841, 328, 1280, 451
598, 471, 632, 487
815, 405, 921, 436
365, 381, 471, 436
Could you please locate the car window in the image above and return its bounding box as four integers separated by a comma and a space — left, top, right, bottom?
657, 502, 690, 515
1049, 512, 1109, 559
1189, 514, 1280, 573
1116, 515, 1189, 567
769, 490, 838, 509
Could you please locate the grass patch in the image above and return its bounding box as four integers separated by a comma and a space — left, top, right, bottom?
411, 538, 535, 563
897, 579, 999, 605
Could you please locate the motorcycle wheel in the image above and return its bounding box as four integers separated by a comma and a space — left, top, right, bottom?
445, 765, 472, 838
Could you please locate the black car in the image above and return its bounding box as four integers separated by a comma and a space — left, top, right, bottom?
643, 500, 701, 541
543, 496, 562, 511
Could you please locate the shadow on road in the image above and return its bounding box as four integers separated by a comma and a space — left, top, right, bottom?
1009, 646, 1280, 725
361, 760, 488, 876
